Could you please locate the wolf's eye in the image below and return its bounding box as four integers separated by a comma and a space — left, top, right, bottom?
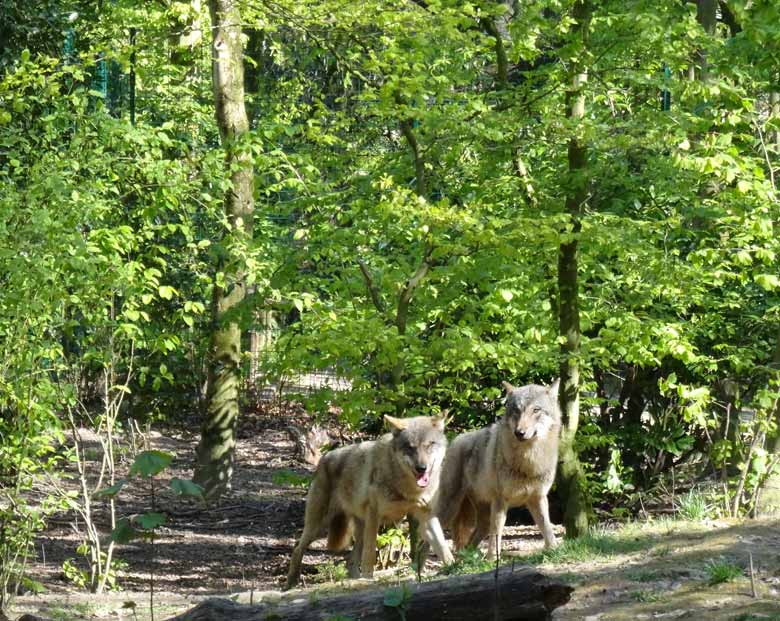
532, 407, 542, 415
426, 441, 437, 449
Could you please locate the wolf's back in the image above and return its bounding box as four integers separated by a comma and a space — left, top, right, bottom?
435, 427, 489, 526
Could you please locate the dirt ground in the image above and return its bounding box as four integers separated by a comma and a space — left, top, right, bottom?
9, 403, 780, 621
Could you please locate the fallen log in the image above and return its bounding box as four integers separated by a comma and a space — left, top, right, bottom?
167, 565, 573, 621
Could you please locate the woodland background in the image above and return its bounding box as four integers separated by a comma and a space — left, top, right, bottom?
1, 0, 780, 613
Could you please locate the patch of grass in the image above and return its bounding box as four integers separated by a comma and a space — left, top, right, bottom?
676, 488, 714, 521
271, 469, 311, 488
440, 547, 496, 576
47, 603, 96, 620
651, 544, 673, 558
704, 557, 744, 585
312, 560, 349, 583
522, 528, 651, 565
630, 589, 664, 603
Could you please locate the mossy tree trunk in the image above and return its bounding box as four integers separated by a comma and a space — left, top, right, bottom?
194, 0, 254, 500
556, 0, 591, 539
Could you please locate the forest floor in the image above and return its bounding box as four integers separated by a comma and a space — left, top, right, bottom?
9, 401, 780, 621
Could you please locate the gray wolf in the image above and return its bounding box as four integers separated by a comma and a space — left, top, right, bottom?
286, 414, 453, 588
435, 380, 561, 558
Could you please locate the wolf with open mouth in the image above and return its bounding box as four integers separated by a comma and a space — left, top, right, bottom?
286, 414, 453, 589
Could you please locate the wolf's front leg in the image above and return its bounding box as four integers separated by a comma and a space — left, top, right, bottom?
486, 500, 507, 560
527, 495, 557, 548
420, 514, 454, 565
348, 518, 365, 578
360, 508, 380, 578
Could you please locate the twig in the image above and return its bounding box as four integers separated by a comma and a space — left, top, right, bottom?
749, 551, 757, 598
357, 259, 387, 315
755, 118, 778, 200
493, 534, 500, 621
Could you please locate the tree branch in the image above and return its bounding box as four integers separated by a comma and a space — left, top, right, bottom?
357, 258, 388, 316
480, 17, 509, 87
396, 252, 431, 336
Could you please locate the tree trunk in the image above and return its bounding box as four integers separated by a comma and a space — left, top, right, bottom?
169, 0, 203, 66
167, 566, 573, 621
690, 0, 717, 82
193, 0, 254, 500
556, 0, 591, 539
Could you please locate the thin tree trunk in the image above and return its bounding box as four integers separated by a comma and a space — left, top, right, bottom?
194, 0, 254, 500
399, 118, 426, 198
695, 0, 717, 81
771, 89, 779, 168
556, 0, 591, 539
170, 0, 203, 66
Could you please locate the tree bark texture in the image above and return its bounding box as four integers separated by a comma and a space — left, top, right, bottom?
556, 0, 591, 539
166, 566, 573, 621
692, 0, 717, 81
194, 0, 254, 499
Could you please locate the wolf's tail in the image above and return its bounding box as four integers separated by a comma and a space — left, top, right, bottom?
327, 511, 351, 551
302, 458, 351, 551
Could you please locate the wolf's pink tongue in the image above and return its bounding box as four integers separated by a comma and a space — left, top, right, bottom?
416, 471, 429, 487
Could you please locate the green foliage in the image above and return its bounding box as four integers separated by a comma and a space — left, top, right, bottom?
523, 528, 652, 565
270, 469, 312, 489
170, 477, 206, 498
376, 527, 408, 552
377, 527, 410, 570
1, 0, 780, 577
62, 551, 128, 592
129, 451, 173, 479
630, 589, 664, 603
312, 560, 349, 584
100, 450, 202, 546
676, 489, 716, 521
439, 547, 495, 576
705, 557, 744, 585
383, 584, 412, 621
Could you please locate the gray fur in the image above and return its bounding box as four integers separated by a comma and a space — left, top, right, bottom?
286, 415, 453, 589
435, 380, 561, 558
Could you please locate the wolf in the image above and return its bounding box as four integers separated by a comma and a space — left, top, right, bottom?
286, 414, 454, 589
435, 380, 561, 559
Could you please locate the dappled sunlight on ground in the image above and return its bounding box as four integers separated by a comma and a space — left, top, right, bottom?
13, 406, 780, 620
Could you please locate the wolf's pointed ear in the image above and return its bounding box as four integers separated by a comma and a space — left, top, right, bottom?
548, 378, 560, 396
432, 409, 450, 431
384, 415, 408, 434
501, 381, 515, 395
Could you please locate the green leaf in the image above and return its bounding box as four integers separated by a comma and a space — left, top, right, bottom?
135, 512, 166, 530
755, 274, 780, 291
170, 478, 204, 498
129, 450, 173, 478
111, 518, 138, 544
383, 588, 405, 608
94, 479, 128, 499
158, 285, 176, 300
